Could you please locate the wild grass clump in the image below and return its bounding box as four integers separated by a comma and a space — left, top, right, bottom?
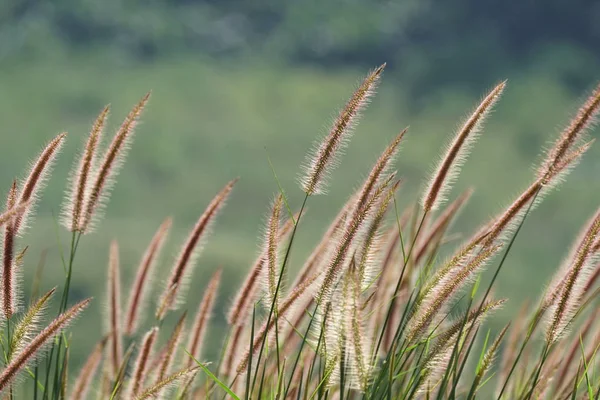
0, 66, 599, 399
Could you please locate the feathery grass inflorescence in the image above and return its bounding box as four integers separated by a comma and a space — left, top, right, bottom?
468, 324, 509, 397
8, 287, 56, 359
422, 82, 505, 212
406, 244, 501, 342
128, 327, 159, 398
227, 213, 295, 326
262, 194, 284, 310
62, 106, 109, 232
185, 269, 221, 367
415, 300, 505, 396
125, 217, 172, 335
300, 64, 385, 195
81, 93, 150, 232
317, 174, 397, 307
14, 132, 66, 234
155, 312, 187, 384
355, 128, 407, 211
134, 367, 198, 400
347, 266, 374, 391
357, 179, 399, 291
156, 178, 236, 319
3, 180, 18, 319
0, 298, 90, 393
545, 208, 600, 344
538, 83, 600, 181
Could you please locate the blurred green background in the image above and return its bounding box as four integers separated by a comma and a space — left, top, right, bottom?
1, 0, 600, 372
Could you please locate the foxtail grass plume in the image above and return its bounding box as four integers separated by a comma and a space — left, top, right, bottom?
540, 206, 600, 312
316, 131, 405, 295
541, 139, 595, 189
155, 312, 187, 384
422, 81, 505, 212
289, 199, 349, 292
9, 287, 55, 359
125, 217, 172, 335
62, 106, 109, 232
14, 133, 66, 235
417, 298, 506, 383
106, 240, 122, 377
300, 64, 385, 195
432, 298, 506, 356
227, 212, 295, 326
348, 268, 374, 391
0, 298, 90, 393
417, 300, 504, 395
69, 336, 108, 400
81, 93, 150, 233
470, 325, 509, 396
262, 194, 283, 309
418, 225, 485, 311
538, 83, 600, 181
319, 273, 351, 389
185, 269, 220, 367
155, 284, 178, 322
357, 179, 399, 291
317, 176, 396, 306
134, 367, 198, 400
406, 244, 501, 342
157, 178, 236, 318
3, 180, 18, 318
355, 128, 406, 212
129, 327, 159, 398
545, 208, 600, 344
